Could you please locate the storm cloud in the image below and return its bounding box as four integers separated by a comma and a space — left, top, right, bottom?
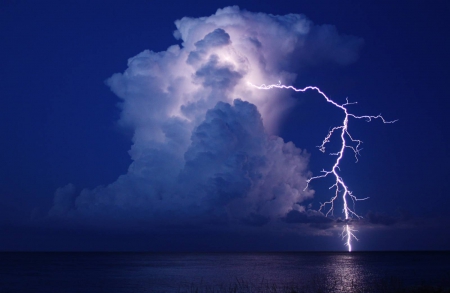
49, 6, 363, 232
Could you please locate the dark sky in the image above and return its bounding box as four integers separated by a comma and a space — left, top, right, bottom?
1, 0, 449, 251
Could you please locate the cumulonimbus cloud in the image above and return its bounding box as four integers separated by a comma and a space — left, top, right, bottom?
49, 6, 363, 231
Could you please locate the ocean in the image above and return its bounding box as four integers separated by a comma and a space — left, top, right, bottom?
1, 251, 449, 292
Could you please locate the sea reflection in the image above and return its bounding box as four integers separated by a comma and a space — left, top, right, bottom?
324, 253, 368, 292
123, 252, 374, 292
9, 252, 445, 293
60, 252, 450, 293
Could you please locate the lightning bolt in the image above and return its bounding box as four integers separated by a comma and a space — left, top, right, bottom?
249, 81, 397, 252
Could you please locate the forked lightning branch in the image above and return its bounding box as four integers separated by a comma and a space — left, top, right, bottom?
249, 82, 397, 252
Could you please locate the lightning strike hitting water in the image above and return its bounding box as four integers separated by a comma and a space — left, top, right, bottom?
249, 82, 396, 251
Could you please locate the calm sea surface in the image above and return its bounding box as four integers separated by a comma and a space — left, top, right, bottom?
1, 252, 449, 292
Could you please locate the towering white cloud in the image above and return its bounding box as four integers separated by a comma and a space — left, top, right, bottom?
50, 6, 363, 230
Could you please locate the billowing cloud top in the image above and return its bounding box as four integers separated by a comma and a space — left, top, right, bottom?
49, 6, 363, 232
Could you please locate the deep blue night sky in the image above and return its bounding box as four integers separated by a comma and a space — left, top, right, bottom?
1, 0, 449, 251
